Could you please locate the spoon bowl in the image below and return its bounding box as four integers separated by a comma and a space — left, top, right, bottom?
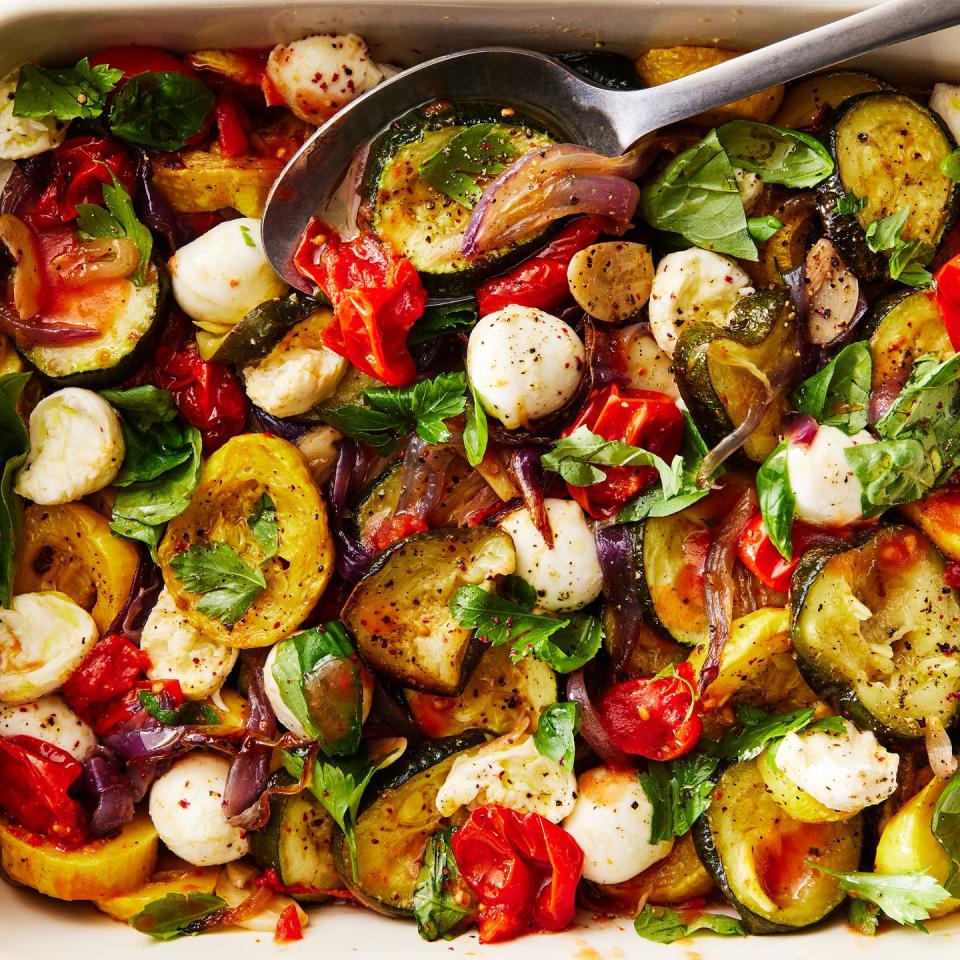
263, 0, 960, 291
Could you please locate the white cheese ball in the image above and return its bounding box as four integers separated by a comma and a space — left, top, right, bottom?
0, 694, 97, 760
467, 306, 585, 430
0, 592, 97, 704
931, 84, 960, 143
0, 68, 68, 160
435, 734, 576, 823
499, 498, 603, 612
563, 765, 674, 884
15, 388, 124, 505
168, 218, 287, 330
140, 589, 238, 700
262, 641, 309, 739
648, 249, 753, 356
775, 719, 899, 814
267, 34, 385, 125
787, 425, 872, 527
149, 753, 249, 866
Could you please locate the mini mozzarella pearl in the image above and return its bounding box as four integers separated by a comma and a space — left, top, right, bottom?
466, 305, 585, 429
0, 694, 97, 760
262, 641, 310, 739
0, 68, 67, 160
563, 765, 674, 884
788, 424, 871, 526
499, 498, 603, 612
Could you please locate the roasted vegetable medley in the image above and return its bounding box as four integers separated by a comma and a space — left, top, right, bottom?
1, 33, 960, 949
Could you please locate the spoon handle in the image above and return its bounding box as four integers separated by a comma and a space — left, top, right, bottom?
614, 0, 960, 146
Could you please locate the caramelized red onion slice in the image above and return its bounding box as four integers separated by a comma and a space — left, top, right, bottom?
594, 524, 644, 675
81, 749, 136, 839
804, 238, 865, 347
50, 237, 141, 287
699, 487, 758, 695
506, 447, 553, 547
0, 212, 44, 319
566, 667, 628, 764
326, 439, 377, 583
925, 715, 958, 781
697, 392, 776, 488
107, 549, 163, 641
784, 413, 819, 447
463, 143, 650, 258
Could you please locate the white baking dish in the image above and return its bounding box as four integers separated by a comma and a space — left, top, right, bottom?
1, 1, 959, 956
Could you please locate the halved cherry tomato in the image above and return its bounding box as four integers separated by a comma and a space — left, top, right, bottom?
92, 680, 186, 736
0, 735, 88, 848
933, 255, 960, 350
596, 661, 702, 760
564, 383, 685, 520
273, 904, 304, 943
63, 632, 151, 716
451, 805, 583, 943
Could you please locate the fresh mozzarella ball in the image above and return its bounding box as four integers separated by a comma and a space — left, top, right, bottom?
563, 765, 674, 884
0, 68, 68, 159
140, 589, 238, 700
775, 718, 899, 814
734, 167, 764, 214
149, 754, 249, 866
787, 425, 872, 526
648, 249, 753, 356
0, 592, 97, 704
499, 498, 603, 612
617, 324, 681, 401
262, 641, 309, 738
436, 733, 576, 822
267, 34, 385, 125
168, 219, 287, 330
931, 84, 960, 143
467, 306, 585, 430
242, 309, 348, 417
0, 694, 97, 760
15, 388, 124, 505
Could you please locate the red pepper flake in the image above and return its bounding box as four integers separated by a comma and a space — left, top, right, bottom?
946, 562, 960, 589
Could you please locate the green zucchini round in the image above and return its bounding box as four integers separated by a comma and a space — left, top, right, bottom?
816, 92, 960, 282
790, 525, 960, 741
693, 759, 863, 934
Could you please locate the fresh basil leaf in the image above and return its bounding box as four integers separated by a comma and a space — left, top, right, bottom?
463, 380, 488, 468
533, 702, 580, 768
846, 437, 937, 516
450, 583, 568, 654
407, 302, 478, 345
320, 372, 468, 453
130, 892, 227, 940
109, 71, 215, 151
634, 904, 745, 944
138, 690, 219, 726
638, 753, 718, 844
876, 353, 959, 452
806, 863, 951, 929
271, 623, 361, 756
101, 385, 177, 431
849, 898, 881, 935
0, 372, 30, 608
866, 208, 910, 254
282, 739, 405, 880
639, 130, 757, 260
716, 120, 834, 188
526, 613, 603, 674
836, 192, 867, 215
715, 704, 817, 763
75, 203, 124, 240
932, 771, 960, 896
942, 149, 960, 183
169, 542, 266, 625
419, 123, 519, 208
890, 239, 935, 288
756, 440, 794, 560
248, 493, 279, 560
790, 341, 872, 434
747, 215, 783, 243
413, 827, 476, 942
14, 57, 122, 121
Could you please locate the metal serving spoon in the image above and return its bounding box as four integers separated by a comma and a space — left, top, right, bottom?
263, 0, 960, 290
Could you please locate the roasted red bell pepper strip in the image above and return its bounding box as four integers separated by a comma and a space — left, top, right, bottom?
934, 255, 960, 351
273, 904, 304, 943
451, 806, 583, 943
92, 680, 186, 736
63, 632, 151, 715
946, 562, 960, 589
31, 136, 135, 226
475, 216, 604, 316
214, 90, 250, 158
295, 223, 427, 387
596, 661, 702, 760
564, 383, 685, 520
0, 735, 88, 848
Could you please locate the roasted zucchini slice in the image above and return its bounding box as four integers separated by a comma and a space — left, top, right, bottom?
791, 526, 960, 741
693, 759, 863, 934
158, 433, 333, 648
14, 502, 139, 633
332, 732, 485, 916
342, 528, 515, 695
773, 70, 891, 130
816, 93, 959, 281
248, 772, 340, 903
674, 290, 799, 463
403, 643, 557, 737
362, 103, 555, 296
17, 265, 166, 388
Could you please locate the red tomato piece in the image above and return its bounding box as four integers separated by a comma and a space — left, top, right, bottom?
934, 255, 960, 350
273, 904, 304, 943
214, 90, 250, 158
62, 632, 151, 714
89, 45, 197, 80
